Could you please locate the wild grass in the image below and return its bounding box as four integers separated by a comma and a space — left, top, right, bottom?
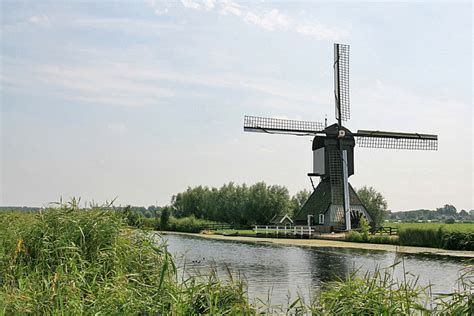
398, 226, 474, 250
0, 202, 252, 314
307, 261, 473, 315
1, 204, 472, 314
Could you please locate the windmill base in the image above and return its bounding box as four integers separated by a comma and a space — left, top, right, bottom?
293, 178, 373, 231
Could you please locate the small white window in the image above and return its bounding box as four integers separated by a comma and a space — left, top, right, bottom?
319, 214, 324, 224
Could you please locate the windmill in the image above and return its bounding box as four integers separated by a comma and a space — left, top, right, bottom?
243, 43, 438, 231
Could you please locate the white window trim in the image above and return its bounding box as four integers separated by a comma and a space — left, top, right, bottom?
319, 214, 325, 224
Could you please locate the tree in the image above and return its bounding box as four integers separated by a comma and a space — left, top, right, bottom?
436, 204, 457, 216
459, 209, 469, 218
356, 186, 388, 227
291, 189, 311, 217
445, 217, 455, 224
122, 205, 141, 227
160, 206, 171, 230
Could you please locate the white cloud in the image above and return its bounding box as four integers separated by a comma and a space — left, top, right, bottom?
180, 0, 347, 40
74, 17, 173, 33
146, 0, 171, 16
28, 15, 50, 25
154, 8, 169, 16
181, 0, 216, 11
295, 23, 348, 41
2, 58, 329, 108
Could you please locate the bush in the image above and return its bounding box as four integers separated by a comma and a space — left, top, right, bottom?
167, 215, 218, 233
445, 217, 455, 224
346, 231, 398, 245
360, 217, 370, 241
442, 231, 474, 251
398, 226, 445, 248
346, 231, 364, 243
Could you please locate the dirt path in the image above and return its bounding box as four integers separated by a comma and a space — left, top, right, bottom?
162, 231, 474, 258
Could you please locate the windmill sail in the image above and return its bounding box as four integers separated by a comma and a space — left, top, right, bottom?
355, 130, 438, 150
334, 43, 350, 122
244, 115, 325, 136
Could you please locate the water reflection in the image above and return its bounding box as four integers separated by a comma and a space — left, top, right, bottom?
162, 234, 469, 304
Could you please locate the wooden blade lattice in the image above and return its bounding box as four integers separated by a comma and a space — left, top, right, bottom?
356, 136, 438, 150
334, 44, 350, 122
244, 115, 325, 135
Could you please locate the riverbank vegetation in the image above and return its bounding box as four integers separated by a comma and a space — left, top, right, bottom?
397, 225, 473, 250
1, 206, 472, 314
0, 204, 251, 314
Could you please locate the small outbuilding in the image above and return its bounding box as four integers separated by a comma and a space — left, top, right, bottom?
269, 213, 294, 226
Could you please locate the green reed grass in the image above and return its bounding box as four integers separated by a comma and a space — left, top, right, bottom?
398, 226, 474, 250
1, 202, 472, 314
0, 202, 253, 314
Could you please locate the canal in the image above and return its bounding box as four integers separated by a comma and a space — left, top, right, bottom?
162, 234, 470, 305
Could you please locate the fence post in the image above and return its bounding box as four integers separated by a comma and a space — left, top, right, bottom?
300, 226, 303, 237
254, 225, 258, 234
276, 226, 279, 236
308, 226, 311, 237
266, 225, 268, 235
294, 226, 297, 235
284, 226, 287, 236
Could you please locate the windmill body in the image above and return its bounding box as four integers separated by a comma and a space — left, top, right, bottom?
243, 44, 438, 231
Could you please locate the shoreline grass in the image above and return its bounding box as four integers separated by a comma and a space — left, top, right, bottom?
1, 205, 472, 314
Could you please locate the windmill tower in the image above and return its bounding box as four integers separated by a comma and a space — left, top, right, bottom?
243, 43, 438, 231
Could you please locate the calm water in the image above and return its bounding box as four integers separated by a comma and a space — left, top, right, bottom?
162, 234, 470, 305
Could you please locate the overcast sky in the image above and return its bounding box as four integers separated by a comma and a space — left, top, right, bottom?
1, 0, 472, 211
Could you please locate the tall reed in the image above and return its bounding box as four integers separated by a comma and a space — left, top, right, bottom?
0, 203, 253, 314
1, 204, 472, 314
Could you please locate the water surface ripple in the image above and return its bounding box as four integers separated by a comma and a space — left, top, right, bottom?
163, 234, 469, 305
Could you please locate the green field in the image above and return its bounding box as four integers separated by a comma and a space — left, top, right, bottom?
390, 222, 474, 233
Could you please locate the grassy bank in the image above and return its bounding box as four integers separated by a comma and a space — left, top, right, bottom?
347, 225, 473, 250
0, 205, 251, 314
1, 206, 472, 314
211, 225, 473, 251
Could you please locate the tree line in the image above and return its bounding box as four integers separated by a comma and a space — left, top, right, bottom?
167, 182, 310, 226
388, 204, 474, 223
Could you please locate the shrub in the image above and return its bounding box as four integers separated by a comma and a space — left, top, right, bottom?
360, 217, 370, 241
346, 231, 364, 242
398, 226, 445, 248
167, 215, 218, 233
445, 217, 456, 224
346, 231, 398, 245
442, 231, 474, 251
